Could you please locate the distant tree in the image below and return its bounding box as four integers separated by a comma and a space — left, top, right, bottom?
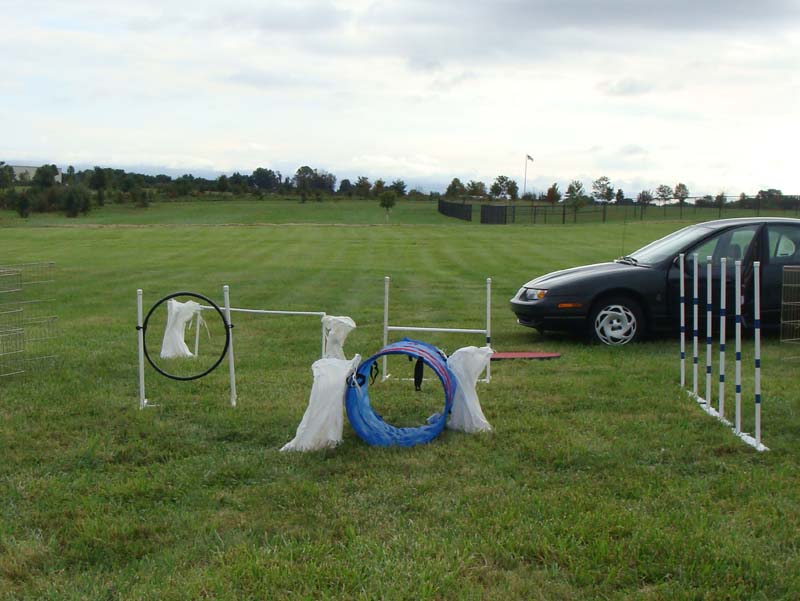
173, 174, 196, 197
656, 184, 673, 205
222, 172, 243, 194
61, 184, 91, 217
293, 166, 315, 195
466, 180, 487, 197
389, 179, 406, 196
0, 162, 13, 189
592, 176, 613, 203
379, 190, 397, 223
545, 183, 561, 204
490, 175, 516, 199
756, 189, 783, 206
14, 190, 30, 218
615, 188, 625, 204
89, 166, 107, 205
565, 180, 588, 207
315, 170, 336, 194
673, 182, 688, 204
65, 165, 76, 185
251, 167, 280, 192
372, 179, 386, 197
33, 164, 59, 189
338, 178, 353, 197
673, 182, 689, 217
131, 186, 150, 209
506, 179, 519, 200
217, 174, 229, 193
637, 190, 654, 205
445, 177, 466, 198
354, 176, 371, 198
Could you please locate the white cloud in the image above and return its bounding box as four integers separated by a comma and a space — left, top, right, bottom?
0, 0, 798, 195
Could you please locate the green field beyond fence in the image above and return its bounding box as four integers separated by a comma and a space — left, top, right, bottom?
1, 201, 799, 599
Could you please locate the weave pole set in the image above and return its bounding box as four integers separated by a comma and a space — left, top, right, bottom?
678, 253, 767, 451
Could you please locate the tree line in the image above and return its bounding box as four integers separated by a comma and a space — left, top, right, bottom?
0, 162, 439, 217
445, 173, 797, 213
0, 161, 794, 218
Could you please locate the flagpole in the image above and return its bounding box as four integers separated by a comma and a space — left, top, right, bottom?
523, 155, 533, 199
523, 156, 528, 198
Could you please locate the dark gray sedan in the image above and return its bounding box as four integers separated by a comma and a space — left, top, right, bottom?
510, 217, 800, 344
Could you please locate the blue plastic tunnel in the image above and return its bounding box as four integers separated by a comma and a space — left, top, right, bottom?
345, 339, 457, 447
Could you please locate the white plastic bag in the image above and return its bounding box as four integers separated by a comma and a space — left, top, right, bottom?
280, 355, 361, 452
322, 315, 356, 359
446, 345, 493, 433
160, 299, 202, 359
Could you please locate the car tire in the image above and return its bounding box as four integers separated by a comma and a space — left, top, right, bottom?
589, 296, 644, 345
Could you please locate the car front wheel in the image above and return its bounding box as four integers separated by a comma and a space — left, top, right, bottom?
589, 296, 644, 345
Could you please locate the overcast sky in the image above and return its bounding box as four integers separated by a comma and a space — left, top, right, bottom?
2, 0, 798, 195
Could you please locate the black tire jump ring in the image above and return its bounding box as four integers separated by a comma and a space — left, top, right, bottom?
142, 291, 231, 381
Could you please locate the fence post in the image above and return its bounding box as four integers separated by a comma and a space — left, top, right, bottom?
562, 204, 566, 224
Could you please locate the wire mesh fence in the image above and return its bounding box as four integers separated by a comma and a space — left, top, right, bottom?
0, 262, 59, 377
439, 197, 800, 225
782, 266, 800, 351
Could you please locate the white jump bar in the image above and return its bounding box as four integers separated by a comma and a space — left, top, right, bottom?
387, 325, 487, 335
199, 305, 325, 317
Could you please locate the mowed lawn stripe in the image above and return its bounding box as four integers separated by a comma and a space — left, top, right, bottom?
1, 202, 798, 599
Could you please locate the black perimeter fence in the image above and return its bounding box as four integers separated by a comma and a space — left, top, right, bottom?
439, 198, 800, 225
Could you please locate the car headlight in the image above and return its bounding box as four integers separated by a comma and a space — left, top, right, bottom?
518, 287, 547, 301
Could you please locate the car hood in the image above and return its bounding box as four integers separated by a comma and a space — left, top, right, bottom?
522, 261, 644, 290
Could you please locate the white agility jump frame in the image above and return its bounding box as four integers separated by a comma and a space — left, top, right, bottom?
679, 254, 766, 451
381, 276, 492, 382
137, 285, 326, 409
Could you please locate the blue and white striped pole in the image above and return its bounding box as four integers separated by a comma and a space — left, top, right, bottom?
692, 253, 699, 400
754, 261, 762, 446
705, 257, 713, 405
734, 260, 742, 434
679, 254, 686, 388
718, 258, 727, 419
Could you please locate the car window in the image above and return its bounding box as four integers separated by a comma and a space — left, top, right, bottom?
629, 224, 715, 264
767, 225, 800, 264
687, 226, 758, 270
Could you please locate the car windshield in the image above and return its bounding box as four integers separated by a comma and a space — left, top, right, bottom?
625, 224, 716, 265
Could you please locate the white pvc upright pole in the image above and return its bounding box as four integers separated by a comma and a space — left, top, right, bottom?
679, 254, 685, 388
692, 254, 699, 399
705, 257, 713, 404
485, 277, 492, 383
320, 317, 327, 358
223, 285, 237, 407
754, 261, 762, 446
382, 276, 390, 381
734, 261, 742, 434
718, 258, 727, 419
137, 289, 147, 409
194, 313, 201, 357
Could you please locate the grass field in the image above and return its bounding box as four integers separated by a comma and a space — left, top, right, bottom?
1, 201, 799, 600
